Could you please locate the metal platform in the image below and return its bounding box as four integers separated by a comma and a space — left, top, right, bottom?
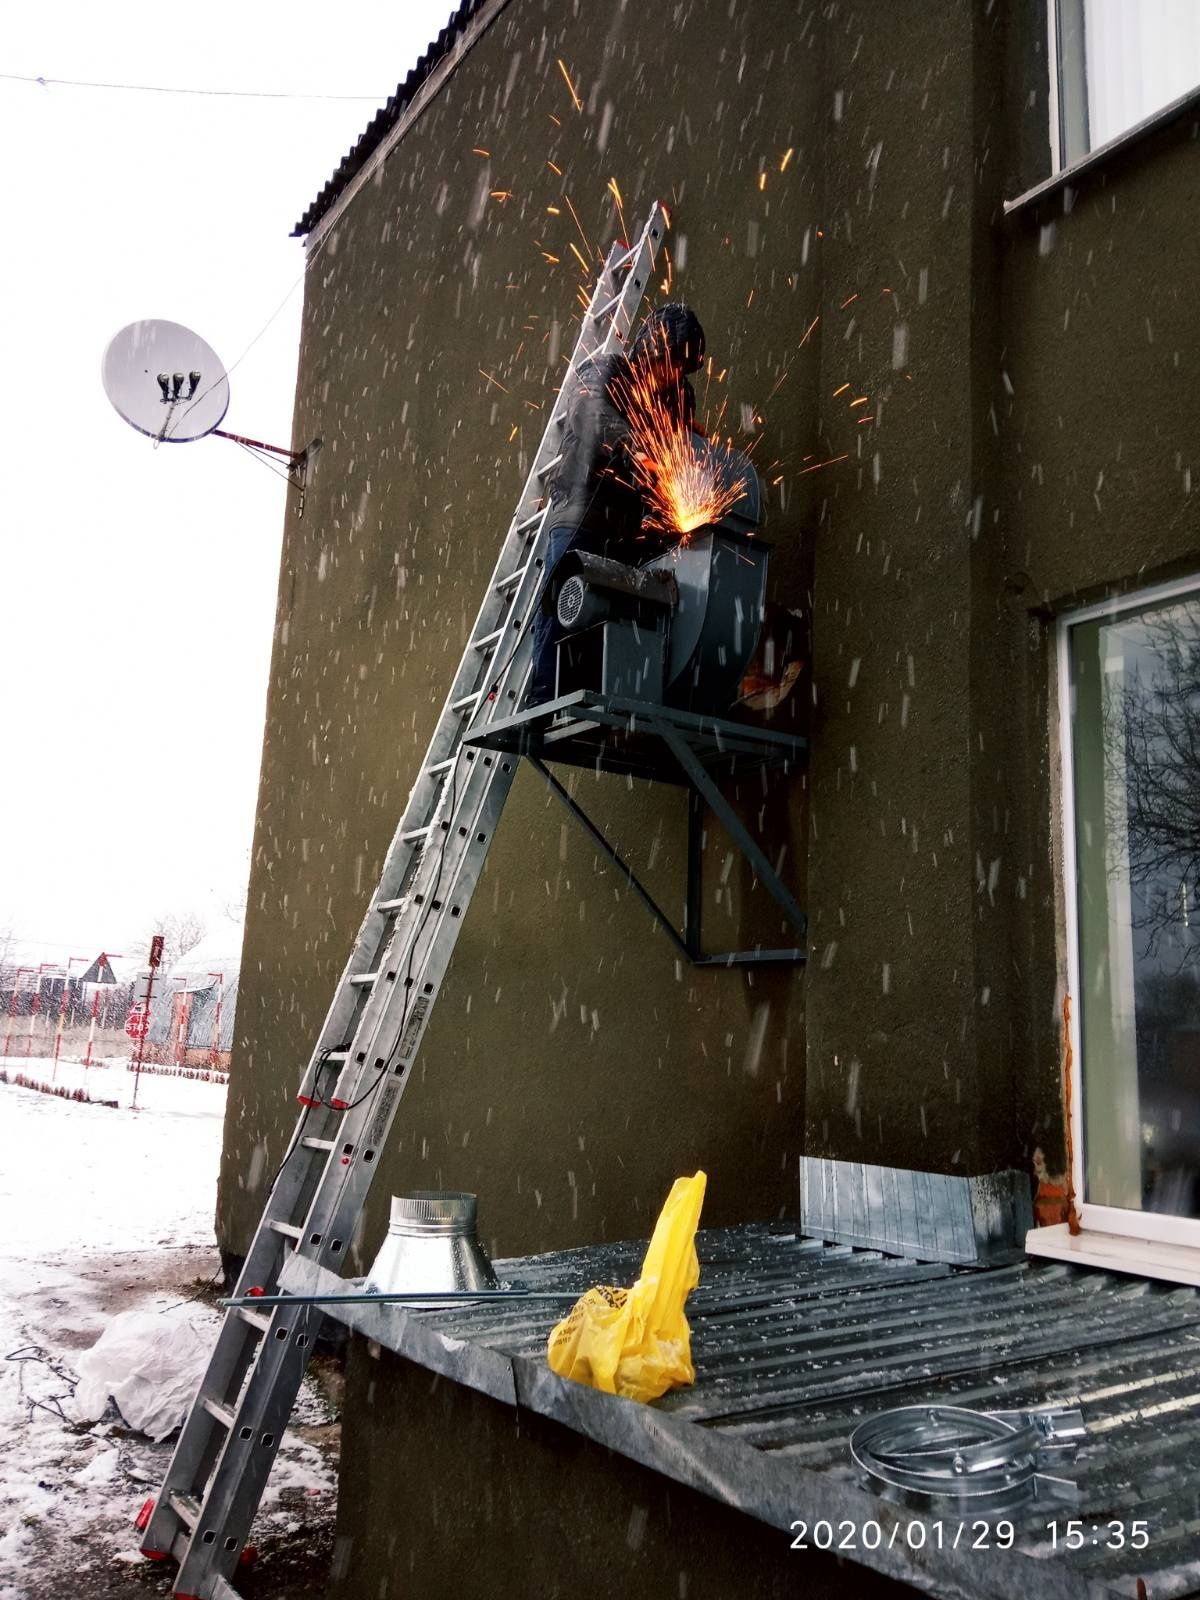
282, 1224, 1200, 1600
464, 692, 809, 966
465, 689, 807, 783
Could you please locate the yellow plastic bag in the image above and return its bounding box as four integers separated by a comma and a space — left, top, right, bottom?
546, 1171, 707, 1403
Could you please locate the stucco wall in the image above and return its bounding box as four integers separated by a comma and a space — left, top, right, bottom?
218, 0, 824, 1271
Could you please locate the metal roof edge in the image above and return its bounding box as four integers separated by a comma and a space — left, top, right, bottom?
295, 0, 516, 247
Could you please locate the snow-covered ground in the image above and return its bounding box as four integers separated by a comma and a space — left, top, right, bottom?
0, 1058, 337, 1599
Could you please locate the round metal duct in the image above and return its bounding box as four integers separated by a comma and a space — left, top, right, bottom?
365, 1191, 499, 1296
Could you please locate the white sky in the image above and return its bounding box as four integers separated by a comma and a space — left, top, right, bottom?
0, 1, 456, 964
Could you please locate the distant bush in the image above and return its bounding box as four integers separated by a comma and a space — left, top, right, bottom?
0, 1068, 118, 1108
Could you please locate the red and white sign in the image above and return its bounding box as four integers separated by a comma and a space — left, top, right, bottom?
125, 1004, 150, 1041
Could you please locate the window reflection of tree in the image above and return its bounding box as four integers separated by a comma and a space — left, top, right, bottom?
1101, 604, 1200, 1217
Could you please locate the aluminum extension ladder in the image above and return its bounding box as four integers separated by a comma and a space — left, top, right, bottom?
139, 202, 667, 1600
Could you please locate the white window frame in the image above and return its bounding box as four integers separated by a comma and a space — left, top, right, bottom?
1028, 572, 1200, 1286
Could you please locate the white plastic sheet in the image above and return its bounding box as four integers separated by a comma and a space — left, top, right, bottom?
72, 1308, 212, 1441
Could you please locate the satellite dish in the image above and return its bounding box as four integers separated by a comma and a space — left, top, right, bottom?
101, 319, 230, 443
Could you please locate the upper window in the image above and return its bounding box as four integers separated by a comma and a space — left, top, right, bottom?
1064, 581, 1200, 1234
1053, 0, 1200, 168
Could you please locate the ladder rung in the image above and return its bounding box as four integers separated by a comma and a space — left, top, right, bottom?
168, 1491, 200, 1528
202, 1397, 235, 1430
301, 1135, 336, 1152
349, 972, 378, 988
376, 898, 406, 914
401, 824, 433, 843
514, 509, 543, 533
268, 1220, 303, 1241
424, 758, 455, 776
594, 293, 620, 320
451, 690, 484, 713
237, 1307, 271, 1335
536, 452, 563, 478
472, 628, 504, 652
494, 563, 529, 594
324, 1049, 348, 1062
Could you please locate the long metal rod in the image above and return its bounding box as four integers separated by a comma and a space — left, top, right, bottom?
218, 1289, 575, 1309
528, 756, 692, 961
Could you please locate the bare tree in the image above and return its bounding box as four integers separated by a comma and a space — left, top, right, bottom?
1104, 608, 1200, 963
137, 911, 209, 970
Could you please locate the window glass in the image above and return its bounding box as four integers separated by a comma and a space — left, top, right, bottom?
1070, 589, 1200, 1219
1057, 0, 1200, 167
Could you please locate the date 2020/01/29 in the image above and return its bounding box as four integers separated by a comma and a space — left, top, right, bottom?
789, 1518, 1150, 1552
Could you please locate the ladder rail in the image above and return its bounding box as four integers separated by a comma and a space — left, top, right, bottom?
146, 202, 667, 1598
283, 245, 635, 1100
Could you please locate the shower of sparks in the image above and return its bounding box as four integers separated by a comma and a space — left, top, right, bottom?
557, 59, 583, 112
617, 363, 747, 539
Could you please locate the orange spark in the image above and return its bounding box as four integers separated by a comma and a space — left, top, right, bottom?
660, 203, 672, 228
780, 147, 794, 172
472, 147, 491, 157
547, 159, 563, 175
541, 251, 560, 264
508, 425, 519, 441
568, 240, 590, 273
797, 454, 849, 476
856, 415, 875, 424
616, 363, 748, 539
746, 288, 755, 307
557, 59, 583, 112
490, 189, 513, 201
840, 293, 859, 309
758, 172, 767, 192
548, 113, 561, 127
606, 177, 627, 240
832, 382, 850, 396
799, 315, 820, 347
479, 369, 510, 393
546, 205, 561, 214
849, 395, 868, 407
562, 194, 593, 259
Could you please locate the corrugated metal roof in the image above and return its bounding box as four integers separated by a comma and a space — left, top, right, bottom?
293, 0, 505, 238
284, 1223, 1200, 1600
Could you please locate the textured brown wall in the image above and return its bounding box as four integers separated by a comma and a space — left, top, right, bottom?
217, 0, 824, 1271
330, 1339, 923, 1600
1001, 111, 1200, 1174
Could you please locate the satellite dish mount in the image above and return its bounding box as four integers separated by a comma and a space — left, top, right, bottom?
101, 319, 318, 514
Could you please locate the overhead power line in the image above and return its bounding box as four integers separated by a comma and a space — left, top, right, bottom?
0, 70, 388, 102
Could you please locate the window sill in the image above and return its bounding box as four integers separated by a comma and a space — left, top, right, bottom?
1004, 81, 1200, 217
1026, 1223, 1200, 1287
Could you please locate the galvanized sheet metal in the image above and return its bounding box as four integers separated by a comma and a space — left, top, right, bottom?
285, 1224, 1200, 1599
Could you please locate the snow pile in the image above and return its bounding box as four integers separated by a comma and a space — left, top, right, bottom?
73, 1308, 213, 1441
0, 1060, 338, 1598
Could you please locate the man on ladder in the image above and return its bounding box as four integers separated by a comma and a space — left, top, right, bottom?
529, 302, 706, 702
